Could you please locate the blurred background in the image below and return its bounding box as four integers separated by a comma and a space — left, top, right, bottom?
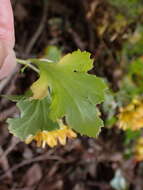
1, 0, 143, 189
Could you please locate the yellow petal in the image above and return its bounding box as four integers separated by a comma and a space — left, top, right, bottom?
47, 135, 57, 147
58, 135, 67, 145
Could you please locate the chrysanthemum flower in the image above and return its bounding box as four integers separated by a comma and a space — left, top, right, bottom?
118, 98, 143, 130
25, 125, 77, 148
134, 137, 143, 161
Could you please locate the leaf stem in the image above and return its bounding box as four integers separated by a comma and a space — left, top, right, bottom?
16, 58, 40, 73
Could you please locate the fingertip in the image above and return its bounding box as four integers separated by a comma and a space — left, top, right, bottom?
0, 50, 16, 80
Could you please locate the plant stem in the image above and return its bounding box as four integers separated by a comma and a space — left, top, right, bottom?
16, 58, 40, 73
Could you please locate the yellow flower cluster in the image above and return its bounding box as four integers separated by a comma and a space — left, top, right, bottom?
134, 137, 143, 161
25, 125, 77, 148
118, 98, 143, 130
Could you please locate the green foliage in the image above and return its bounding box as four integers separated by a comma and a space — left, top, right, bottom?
115, 77, 140, 106
126, 57, 143, 92
102, 91, 117, 127
32, 50, 107, 137
129, 57, 143, 77
58, 50, 93, 73
124, 129, 141, 145
123, 26, 143, 59
8, 50, 107, 140
109, 0, 143, 18
8, 98, 59, 140
123, 130, 141, 159
44, 45, 62, 62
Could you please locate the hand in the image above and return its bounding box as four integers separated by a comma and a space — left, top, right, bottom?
0, 0, 16, 80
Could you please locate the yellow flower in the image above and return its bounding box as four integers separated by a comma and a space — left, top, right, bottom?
118, 98, 143, 130
134, 137, 143, 161
25, 125, 77, 148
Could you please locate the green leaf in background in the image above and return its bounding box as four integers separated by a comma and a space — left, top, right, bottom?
123, 26, 143, 59
124, 129, 141, 145
32, 50, 107, 137
129, 57, 143, 77
128, 57, 143, 90
102, 91, 117, 127
109, 0, 143, 18
116, 77, 140, 106
44, 45, 62, 62
8, 98, 59, 140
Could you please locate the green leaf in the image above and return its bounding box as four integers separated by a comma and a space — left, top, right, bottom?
32, 50, 107, 137
129, 57, 143, 77
58, 50, 93, 72
7, 97, 59, 140
124, 129, 141, 145
109, 0, 142, 18
44, 45, 61, 62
